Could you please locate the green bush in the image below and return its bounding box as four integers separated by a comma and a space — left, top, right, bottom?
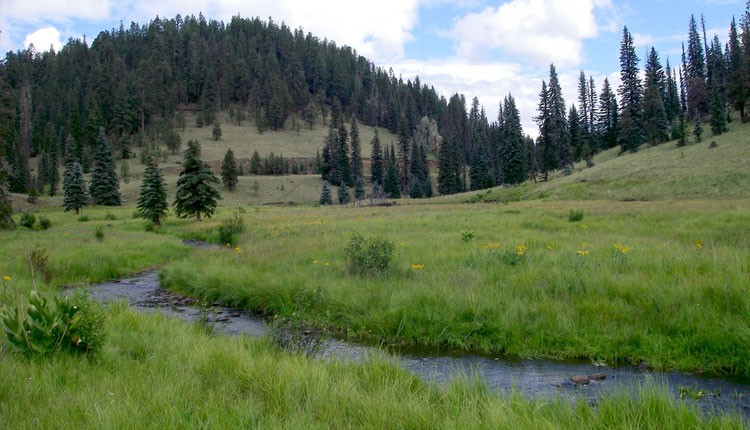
568, 209, 584, 222
216, 214, 245, 247
0, 290, 108, 355
104, 211, 117, 221
94, 226, 104, 241
344, 233, 395, 276
19, 213, 36, 229
38, 216, 51, 230
77, 215, 90, 222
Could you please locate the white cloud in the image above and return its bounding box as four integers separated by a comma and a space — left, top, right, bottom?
3, 0, 112, 22
447, 0, 616, 68
23, 27, 64, 52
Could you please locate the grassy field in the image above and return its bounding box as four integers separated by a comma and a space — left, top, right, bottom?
2, 117, 750, 427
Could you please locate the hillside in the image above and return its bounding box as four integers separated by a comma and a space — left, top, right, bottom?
445, 119, 750, 204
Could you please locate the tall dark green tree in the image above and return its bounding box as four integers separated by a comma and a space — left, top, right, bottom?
337, 184, 350, 205
618, 27, 644, 152
642, 47, 669, 145
437, 131, 463, 194
383, 144, 401, 198
728, 17, 748, 120
173, 140, 221, 221
597, 77, 619, 149
221, 147, 239, 191
568, 105, 582, 160
319, 180, 333, 205
707, 35, 728, 135
89, 127, 121, 206
686, 14, 709, 117
349, 116, 363, 182
499, 94, 526, 185
63, 161, 88, 214
212, 120, 223, 141
137, 157, 168, 226
370, 128, 384, 186
0, 157, 14, 229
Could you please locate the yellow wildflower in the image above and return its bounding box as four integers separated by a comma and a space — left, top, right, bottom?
312, 260, 319, 265
695, 240, 703, 250
516, 244, 527, 256
411, 264, 425, 270
546, 245, 554, 251
234, 247, 241, 253
484, 243, 501, 249
580, 242, 588, 248
2, 276, 11, 281
576, 250, 589, 256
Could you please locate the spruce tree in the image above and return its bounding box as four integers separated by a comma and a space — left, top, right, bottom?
499, 95, 526, 185
354, 176, 365, 201
693, 116, 703, 143
727, 17, 748, 119
89, 127, 121, 206
337, 184, 350, 205
174, 140, 221, 221
642, 47, 669, 145
349, 116, 363, 182
437, 133, 462, 194
212, 120, 222, 141
597, 78, 619, 150
383, 144, 401, 198
337, 122, 353, 187
547, 65, 572, 170
249, 150, 262, 175
319, 181, 333, 205
221, 148, 239, 191
137, 157, 168, 226
63, 161, 88, 214
618, 27, 644, 152
0, 157, 15, 229
370, 128, 384, 186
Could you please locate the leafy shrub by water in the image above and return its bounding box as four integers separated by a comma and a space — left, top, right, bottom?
216, 214, 245, 246
345, 233, 395, 276
19, 213, 36, 229
0, 290, 107, 355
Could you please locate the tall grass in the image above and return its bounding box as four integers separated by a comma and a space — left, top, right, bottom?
0, 304, 743, 429
161, 200, 750, 375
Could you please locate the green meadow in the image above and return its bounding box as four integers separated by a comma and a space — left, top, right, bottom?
2, 117, 750, 428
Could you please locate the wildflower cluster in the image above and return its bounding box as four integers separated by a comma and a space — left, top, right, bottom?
410, 264, 425, 270
576, 242, 590, 256
695, 240, 703, 250
614, 242, 632, 254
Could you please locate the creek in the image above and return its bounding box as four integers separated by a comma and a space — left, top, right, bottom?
85, 268, 750, 418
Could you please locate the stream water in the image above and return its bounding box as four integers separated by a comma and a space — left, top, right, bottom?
86, 269, 750, 418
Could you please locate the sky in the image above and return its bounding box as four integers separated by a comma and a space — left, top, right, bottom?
1, 0, 747, 136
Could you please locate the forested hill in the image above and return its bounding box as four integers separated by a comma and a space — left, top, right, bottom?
0, 14, 455, 193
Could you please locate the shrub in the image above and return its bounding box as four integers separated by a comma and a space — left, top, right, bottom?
26, 247, 52, 283
0, 290, 107, 355
345, 233, 395, 276
104, 211, 117, 220
38, 216, 51, 230
216, 214, 245, 246
461, 231, 475, 243
77, 215, 90, 222
19, 213, 36, 229
94, 226, 104, 241
568, 209, 584, 222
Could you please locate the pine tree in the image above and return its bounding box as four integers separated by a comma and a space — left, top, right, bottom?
63, 161, 88, 214
337, 184, 350, 205
618, 27, 644, 152
370, 128, 384, 186
686, 14, 709, 117
212, 120, 222, 141
319, 180, 333, 205
499, 94, 526, 185
547, 65, 572, 170
249, 150, 261, 175
221, 148, 239, 191
437, 132, 462, 194
354, 175, 365, 201
173, 140, 221, 221
693, 116, 703, 143
728, 17, 748, 119
89, 127, 121, 206
383, 144, 401, 198
597, 77, 619, 149
137, 157, 168, 226
349, 116, 363, 182
0, 157, 15, 229
642, 47, 669, 145
568, 105, 582, 160
535, 81, 554, 181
